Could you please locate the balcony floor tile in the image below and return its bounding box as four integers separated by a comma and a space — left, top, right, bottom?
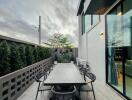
17, 80, 125, 100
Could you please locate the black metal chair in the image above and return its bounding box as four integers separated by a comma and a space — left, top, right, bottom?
79, 72, 96, 100
78, 63, 84, 75
43, 65, 51, 76
50, 85, 77, 100
35, 73, 51, 100
78, 62, 90, 76
86, 62, 90, 72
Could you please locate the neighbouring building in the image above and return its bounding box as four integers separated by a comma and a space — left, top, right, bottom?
77, 0, 132, 99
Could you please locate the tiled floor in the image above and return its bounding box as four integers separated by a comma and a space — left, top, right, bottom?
17, 80, 125, 100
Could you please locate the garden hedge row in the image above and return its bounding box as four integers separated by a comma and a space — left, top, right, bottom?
0, 39, 51, 76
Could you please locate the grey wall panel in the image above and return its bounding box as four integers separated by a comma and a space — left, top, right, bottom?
78, 15, 106, 83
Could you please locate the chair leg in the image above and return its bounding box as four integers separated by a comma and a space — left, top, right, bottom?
84, 74, 86, 81
63, 95, 64, 100
78, 86, 81, 96
87, 91, 88, 100
43, 75, 46, 81
35, 82, 40, 100
91, 82, 96, 100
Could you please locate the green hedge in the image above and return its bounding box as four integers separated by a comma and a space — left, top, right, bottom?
0, 39, 51, 76
0, 40, 10, 75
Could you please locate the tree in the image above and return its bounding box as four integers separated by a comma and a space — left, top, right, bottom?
19, 44, 26, 67
10, 43, 22, 71
25, 46, 34, 66
37, 46, 45, 61
44, 33, 73, 48
33, 46, 38, 62
45, 48, 51, 58
0, 40, 10, 76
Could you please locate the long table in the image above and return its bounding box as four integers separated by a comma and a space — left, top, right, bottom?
44, 63, 86, 85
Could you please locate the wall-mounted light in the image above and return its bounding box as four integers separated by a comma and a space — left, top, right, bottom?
99, 32, 104, 39
117, 12, 122, 16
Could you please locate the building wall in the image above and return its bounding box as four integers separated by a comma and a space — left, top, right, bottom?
78, 15, 82, 58
87, 15, 106, 82
78, 15, 106, 83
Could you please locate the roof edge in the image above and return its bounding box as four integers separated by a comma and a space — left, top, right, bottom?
77, 0, 85, 16
0, 34, 39, 46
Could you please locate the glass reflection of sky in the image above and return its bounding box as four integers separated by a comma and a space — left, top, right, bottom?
107, 10, 132, 47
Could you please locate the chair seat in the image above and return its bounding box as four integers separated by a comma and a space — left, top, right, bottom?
39, 84, 51, 91
50, 86, 77, 100
80, 84, 92, 92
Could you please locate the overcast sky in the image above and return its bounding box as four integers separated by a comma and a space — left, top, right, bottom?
0, 0, 79, 47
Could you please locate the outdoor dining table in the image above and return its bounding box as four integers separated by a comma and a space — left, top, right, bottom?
44, 63, 86, 85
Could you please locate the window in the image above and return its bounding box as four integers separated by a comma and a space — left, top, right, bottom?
92, 15, 100, 26
84, 15, 91, 32
107, 5, 123, 93
81, 13, 85, 35
81, 10, 100, 34
84, 13, 100, 33
106, 0, 132, 99
123, 0, 132, 98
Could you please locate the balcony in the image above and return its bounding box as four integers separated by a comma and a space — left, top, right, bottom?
0, 57, 125, 100
16, 63, 123, 100
0, 0, 131, 99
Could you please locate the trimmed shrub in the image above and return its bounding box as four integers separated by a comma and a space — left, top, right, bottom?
0, 40, 10, 76
25, 45, 35, 66
45, 48, 50, 58
19, 44, 26, 67
37, 47, 50, 61
0, 39, 51, 77
33, 46, 38, 62
10, 43, 23, 71
38, 46, 44, 61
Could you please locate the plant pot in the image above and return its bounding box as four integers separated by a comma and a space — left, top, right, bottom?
54, 61, 58, 64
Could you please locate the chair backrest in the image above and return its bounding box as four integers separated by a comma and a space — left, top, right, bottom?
43, 65, 51, 72
84, 67, 90, 74
34, 72, 47, 82
86, 62, 90, 69
34, 73, 42, 82
51, 86, 76, 95
86, 73, 96, 82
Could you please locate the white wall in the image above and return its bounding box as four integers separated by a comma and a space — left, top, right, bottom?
78, 15, 106, 83
78, 15, 82, 58
87, 15, 106, 82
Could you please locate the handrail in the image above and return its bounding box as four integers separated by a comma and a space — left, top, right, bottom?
0, 57, 52, 100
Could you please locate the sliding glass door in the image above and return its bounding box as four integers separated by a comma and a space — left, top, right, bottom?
123, 0, 132, 98
107, 4, 124, 93
106, 0, 132, 99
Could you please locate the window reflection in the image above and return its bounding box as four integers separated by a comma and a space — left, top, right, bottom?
107, 0, 132, 99
123, 0, 132, 98
81, 13, 85, 35
92, 15, 100, 26
84, 15, 91, 32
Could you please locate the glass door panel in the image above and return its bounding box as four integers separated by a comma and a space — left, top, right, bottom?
107, 0, 132, 99
123, 0, 132, 98
107, 5, 123, 93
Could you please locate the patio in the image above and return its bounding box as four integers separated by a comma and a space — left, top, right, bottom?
17, 63, 124, 100
17, 77, 124, 100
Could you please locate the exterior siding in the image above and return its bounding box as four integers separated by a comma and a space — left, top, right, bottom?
78, 14, 106, 82
78, 15, 82, 58
77, 0, 132, 99
87, 15, 106, 82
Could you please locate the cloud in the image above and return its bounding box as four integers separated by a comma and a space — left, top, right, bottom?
0, 0, 79, 47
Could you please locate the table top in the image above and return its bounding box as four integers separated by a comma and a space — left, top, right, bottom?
44, 63, 86, 85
